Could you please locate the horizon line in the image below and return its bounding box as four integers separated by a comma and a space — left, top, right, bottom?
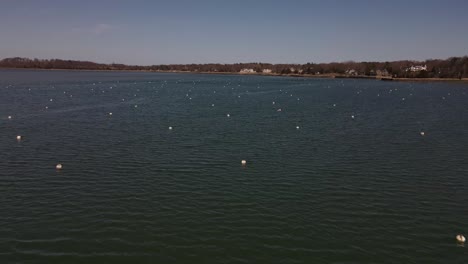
1, 55, 468, 66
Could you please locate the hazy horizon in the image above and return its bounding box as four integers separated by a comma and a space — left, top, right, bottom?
1, 0, 468, 65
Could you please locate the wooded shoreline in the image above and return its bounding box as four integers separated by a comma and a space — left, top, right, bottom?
1, 56, 468, 83
2, 66, 468, 83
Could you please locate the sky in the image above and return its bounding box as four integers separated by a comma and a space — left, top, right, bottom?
0, 0, 467, 65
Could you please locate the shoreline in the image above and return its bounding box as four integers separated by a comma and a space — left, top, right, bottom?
1, 67, 468, 83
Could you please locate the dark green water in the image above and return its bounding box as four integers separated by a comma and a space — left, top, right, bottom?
1, 70, 468, 263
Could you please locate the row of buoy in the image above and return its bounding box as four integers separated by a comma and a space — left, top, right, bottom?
7, 82, 435, 176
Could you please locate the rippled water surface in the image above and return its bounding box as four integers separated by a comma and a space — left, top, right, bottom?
1, 70, 468, 263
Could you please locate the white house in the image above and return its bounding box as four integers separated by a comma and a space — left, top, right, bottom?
262, 69, 272, 74
407, 65, 427, 72
240, 68, 255, 74
346, 69, 358, 75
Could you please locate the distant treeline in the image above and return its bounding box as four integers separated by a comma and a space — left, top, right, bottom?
1, 56, 468, 78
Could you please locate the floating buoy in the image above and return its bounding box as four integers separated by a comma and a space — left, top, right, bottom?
241, 160, 247, 166
456, 234, 466, 243
168, 126, 173, 130
45, 106, 48, 109
109, 112, 113, 116
211, 104, 214, 107
16, 135, 22, 140
351, 115, 355, 119
134, 104, 138, 108
296, 126, 300, 129
277, 108, 282, 112
272, 101, 275, 105
227, 114, 230, 117
333, 104, 336, 107
8, 115, 12, 119
56, 164, 63, 170
420, 131, 425, 136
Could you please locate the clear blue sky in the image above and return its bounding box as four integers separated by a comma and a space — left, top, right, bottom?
1, 0, 467, 65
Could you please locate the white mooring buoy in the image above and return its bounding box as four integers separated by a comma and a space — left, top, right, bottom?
56, 164, 63, 170
241, 160, 247, 166
420, 131, 425, 136
456, 234, 466, 243
16, 135, 22, 140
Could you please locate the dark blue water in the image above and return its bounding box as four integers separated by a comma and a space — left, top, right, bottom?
1, 69, 468, 263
